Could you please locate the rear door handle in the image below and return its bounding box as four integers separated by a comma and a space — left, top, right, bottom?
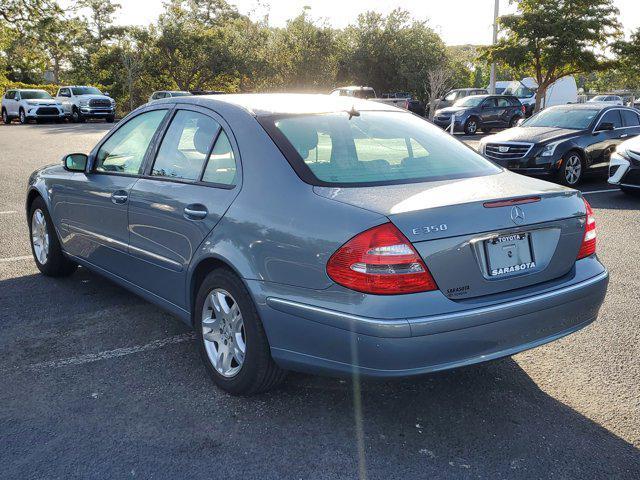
620, 133, 629, 138
184, 204, 208, 220
111, 190, 128, 204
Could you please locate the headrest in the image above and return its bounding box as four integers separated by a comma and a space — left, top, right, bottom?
280, 122, 318, 159
193, 122, 217, 155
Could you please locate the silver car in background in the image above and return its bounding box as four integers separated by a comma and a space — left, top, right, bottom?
26, 94, 608, 394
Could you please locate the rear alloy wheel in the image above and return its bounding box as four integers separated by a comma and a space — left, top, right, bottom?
464, 117, 478, 135
19, 108, 27, 124
29, 197, 77, 277
2, 109, 9, 124
509, 116, 519, 128
195, 269, 286, 395
559, 153, 583, 186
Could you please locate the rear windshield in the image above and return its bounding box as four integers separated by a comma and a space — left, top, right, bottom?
20, 90, 52, 100
524, 108, 600, 129
261, 111, 500, 186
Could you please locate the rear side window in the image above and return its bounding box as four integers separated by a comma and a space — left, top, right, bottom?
599, 110, 623, 128
95, 109, 167, 174
621, 109, 640, 127
152, 110, 219, 180
202, 131, 237, 185
496, 98, 510, 107
263, 111, 500, 186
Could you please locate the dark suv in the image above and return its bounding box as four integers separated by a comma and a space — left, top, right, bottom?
433, 95, 525, 135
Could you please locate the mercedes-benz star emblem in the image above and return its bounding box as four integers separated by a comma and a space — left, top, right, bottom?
510, 206, 526, 225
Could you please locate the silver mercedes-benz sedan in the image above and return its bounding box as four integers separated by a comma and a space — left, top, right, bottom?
26, 94, 608, 394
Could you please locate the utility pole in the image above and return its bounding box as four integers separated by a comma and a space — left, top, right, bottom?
489, 0, 499, 94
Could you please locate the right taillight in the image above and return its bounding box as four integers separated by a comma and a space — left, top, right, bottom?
577, 199, 596, 259
326, 222, 438, 295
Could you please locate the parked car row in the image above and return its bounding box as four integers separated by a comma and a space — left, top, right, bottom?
330, 86, 426, 116
1, 85, 115, 124
478, 103, 640, 190
433, 94, 525, 134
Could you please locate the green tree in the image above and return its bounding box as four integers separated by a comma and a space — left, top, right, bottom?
612, 28, 640, 90
482, 0, 620, 112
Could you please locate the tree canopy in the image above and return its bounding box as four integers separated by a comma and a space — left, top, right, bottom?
482, 0, 621, 110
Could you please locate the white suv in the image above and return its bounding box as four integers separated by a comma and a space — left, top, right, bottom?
55, 86, 116, 123
2, 89, 65, 124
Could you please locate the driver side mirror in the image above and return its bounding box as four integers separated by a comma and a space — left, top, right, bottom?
63, 153, 88, 172
595, 122, 615, 132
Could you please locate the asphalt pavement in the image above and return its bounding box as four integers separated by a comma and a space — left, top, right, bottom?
0, 122, 638, 479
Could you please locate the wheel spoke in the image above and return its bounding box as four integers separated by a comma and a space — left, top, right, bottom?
202, 316, 221, 332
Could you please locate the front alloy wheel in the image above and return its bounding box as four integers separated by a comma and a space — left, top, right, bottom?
562, 154, 583, 186
201, 289, 246, 378
464, 118, 478, 135
31, 209, 50, 265
19, 109, 26, 124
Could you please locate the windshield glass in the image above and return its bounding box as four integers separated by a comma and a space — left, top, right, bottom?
454, 96, 484, 107
264, 111, 500, 186
20, 90, 53, 100
171, 92, 192, 97
523, 108, 599, 129
71, 87, 102, 95
589, 95, 608, 102
503, 81, 535, 98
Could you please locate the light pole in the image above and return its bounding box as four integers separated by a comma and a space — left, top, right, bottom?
489, 0, 499, 94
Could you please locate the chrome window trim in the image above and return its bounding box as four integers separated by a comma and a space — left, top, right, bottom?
592, 108, 640, 133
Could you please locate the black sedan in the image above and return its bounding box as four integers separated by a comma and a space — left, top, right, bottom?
479, 104, 640, 186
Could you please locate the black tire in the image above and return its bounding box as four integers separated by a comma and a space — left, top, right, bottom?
71, 107, 84, 123
557, 151, 584, 187
19, 108, 27, 124
620, 186, 640, 197
106, 115, 115, 123
464, 117, 479, 135
1, 108, 10, 124
195, 269, 286, 395
29, 197, 77, 277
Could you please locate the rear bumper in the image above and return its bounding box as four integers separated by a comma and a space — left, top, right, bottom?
253, 264, 608, 377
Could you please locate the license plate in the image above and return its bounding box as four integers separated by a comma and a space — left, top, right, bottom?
485, 233, 536, 277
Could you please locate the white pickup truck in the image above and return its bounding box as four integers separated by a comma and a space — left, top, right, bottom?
329, 86, 426, 116
55, 85, 116, 123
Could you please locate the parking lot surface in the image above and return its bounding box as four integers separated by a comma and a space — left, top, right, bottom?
1, 123, 639, 479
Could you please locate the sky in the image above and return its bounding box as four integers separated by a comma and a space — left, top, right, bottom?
101, 0, 640, 45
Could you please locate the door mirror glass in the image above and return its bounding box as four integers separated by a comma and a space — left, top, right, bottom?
596, 121, 615, 132
63, 153, 88, 172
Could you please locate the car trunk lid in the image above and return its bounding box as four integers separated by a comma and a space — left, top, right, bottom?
314, 171, 587, 299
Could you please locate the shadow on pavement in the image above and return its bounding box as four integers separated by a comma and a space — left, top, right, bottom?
0, 268, 638, 479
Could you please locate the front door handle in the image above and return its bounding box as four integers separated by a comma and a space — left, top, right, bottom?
620, 133, 629, 138
111, 190, 128, 204
184, 204, 208, 220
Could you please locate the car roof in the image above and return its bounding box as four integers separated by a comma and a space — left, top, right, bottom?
166, 93, 400, 116
546, 103, 614, 112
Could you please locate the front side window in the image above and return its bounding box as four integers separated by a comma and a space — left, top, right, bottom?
598, 110, 623, 129
4, 91, 15, 99
20, 90, 53, 100
152, 110, 219, 180
265, 111, 500, 186
71, 86, 102, 96
95, 109, 167, 174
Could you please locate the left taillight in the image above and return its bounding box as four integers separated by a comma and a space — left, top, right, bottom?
326, 222, 438, 295
577, 199, 596, 259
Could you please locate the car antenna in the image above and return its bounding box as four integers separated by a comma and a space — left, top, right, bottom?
347, 105, 360, 119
